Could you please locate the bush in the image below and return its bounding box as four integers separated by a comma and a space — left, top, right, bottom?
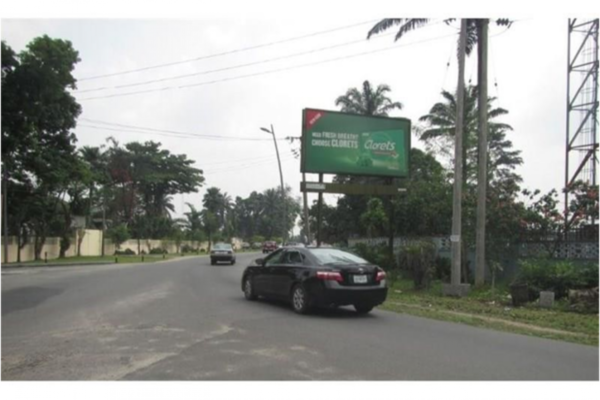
352, 243, 396, 270
434, 256, 451, 281
516, 258, 598, 299
398, 241, 436, 290
181, 244, 194, 253
115, 248, 135, 256
149, 248, 167, 255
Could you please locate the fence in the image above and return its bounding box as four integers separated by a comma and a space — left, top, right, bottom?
1, 230, 244, 263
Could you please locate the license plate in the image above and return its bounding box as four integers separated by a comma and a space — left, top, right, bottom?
353, 275, 368, 284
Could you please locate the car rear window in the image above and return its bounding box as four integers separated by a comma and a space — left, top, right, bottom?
213, 243, 232, 250
308, 248, 369, 265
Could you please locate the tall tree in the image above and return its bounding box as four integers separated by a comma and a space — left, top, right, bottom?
2, 36, 83, 260
335, 80, 403, 116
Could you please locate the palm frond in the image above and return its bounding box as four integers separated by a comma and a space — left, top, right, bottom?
367, 19, 404, 39
395, 19, 431, 41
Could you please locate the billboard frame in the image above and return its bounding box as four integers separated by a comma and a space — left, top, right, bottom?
300, 107, 411, 179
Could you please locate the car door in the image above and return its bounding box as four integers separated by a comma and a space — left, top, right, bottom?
270, 250, 306, 299
259, 249, 285, 297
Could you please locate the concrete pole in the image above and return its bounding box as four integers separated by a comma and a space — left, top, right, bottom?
2, 168, 9, 264
451, 19, 468, 286
475, 19, 489, 286
269, 125, 287, 243
302, 172, 311, 244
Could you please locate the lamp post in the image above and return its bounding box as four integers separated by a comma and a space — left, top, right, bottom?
261, 125, 287, 243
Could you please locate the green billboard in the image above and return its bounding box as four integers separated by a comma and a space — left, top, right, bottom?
301, 108, 411, 178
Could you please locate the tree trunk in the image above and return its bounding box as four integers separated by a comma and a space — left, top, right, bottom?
475, 19, 489, 286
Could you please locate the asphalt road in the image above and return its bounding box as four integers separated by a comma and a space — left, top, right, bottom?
2, 252, 598, 380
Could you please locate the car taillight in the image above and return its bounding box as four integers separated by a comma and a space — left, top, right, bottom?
376, 270, 387, 282
316, 271, 343, 282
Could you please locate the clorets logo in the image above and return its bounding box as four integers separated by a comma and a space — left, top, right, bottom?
364, 140, 396, 152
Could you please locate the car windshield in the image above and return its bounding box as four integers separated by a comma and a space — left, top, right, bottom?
308, 248, 369, 265
213, 243, 232, 250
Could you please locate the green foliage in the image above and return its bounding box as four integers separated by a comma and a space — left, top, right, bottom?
334, 80, 403, 116
515, 258, 599, 299
352, 243, 396, 271
251, 235, 266, 244
115, 248, 135, 256
434, 256, 451, 281
181, 244, 195, 253
360, 198, 387, 238
107, 224, 130, 249
149, 248, 166, 255
398, 241, 437, 289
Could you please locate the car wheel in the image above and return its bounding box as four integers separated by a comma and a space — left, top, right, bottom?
231, 259, 236, 265
354, 304, 374, 314
244, 277, 257, 301
291, 285, 310, 315
210, 259, 215, 266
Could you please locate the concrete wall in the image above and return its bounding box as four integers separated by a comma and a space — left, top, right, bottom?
1, 230, 245, 263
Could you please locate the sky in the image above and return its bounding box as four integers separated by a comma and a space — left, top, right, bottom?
1, 1, 598, 235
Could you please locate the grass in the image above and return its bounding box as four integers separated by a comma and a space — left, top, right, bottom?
381, 278, 599, 347
4, 254, 184, 266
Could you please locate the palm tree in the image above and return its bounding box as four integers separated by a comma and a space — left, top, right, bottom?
368, 18, 512, 286
335, 80, 403, 116
418, 86, 513, 183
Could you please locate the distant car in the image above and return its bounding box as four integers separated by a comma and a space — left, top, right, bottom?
210, 243, 236, 265
262, 241, 278, 254
241, 247, 388, 314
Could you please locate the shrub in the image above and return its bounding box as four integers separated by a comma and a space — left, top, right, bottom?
516, 258, 598, 299
181, 244, 194, 253
433, 256, 451, 281
149, 248, 167, 255
115, 248, 135, 256
398, 241, 436, 290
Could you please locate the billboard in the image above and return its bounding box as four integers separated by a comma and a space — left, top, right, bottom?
301, 108, 410, 178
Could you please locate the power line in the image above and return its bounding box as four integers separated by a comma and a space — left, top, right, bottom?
78, 123, 278, 142
78, 32, 459, 102
79, 118, 285, 141
76, 31, 398, 94
77, 19, 380, 81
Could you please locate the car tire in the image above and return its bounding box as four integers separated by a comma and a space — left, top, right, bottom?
210, 259, 215, 266
231, 259, 235, 265
243, 277, 257, 301
354, 304, 374, 314
291, 284, 310, 315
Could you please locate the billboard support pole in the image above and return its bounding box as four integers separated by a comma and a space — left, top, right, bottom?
316, 173, 323, 247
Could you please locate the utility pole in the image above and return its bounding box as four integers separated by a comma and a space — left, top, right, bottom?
261, 125, 287, 243
475, 19, 489, 287
302, 172, 311, 245
448, 19, 468, 294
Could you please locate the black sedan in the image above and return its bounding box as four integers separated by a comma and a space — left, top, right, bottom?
241, 247, 387, 314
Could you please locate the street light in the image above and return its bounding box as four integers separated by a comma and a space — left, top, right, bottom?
261, 124, 287, 243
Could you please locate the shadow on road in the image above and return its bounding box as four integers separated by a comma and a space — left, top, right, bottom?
2, 286, 64, 316
229, 295, 376, 319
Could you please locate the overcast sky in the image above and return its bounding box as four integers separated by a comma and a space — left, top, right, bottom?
2, 1, 598, 235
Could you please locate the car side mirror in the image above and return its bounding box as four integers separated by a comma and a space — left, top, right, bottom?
255, 258, 264, 266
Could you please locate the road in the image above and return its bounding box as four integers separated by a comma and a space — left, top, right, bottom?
2, 252, 598, 380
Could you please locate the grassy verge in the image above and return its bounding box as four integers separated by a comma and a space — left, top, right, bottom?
381, 279, 598, 347
4, 254, 184, 266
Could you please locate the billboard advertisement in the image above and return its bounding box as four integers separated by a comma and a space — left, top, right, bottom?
301, 108, 410, 178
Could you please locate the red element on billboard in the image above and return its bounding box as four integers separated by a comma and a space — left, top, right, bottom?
305, 109, 324, 130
